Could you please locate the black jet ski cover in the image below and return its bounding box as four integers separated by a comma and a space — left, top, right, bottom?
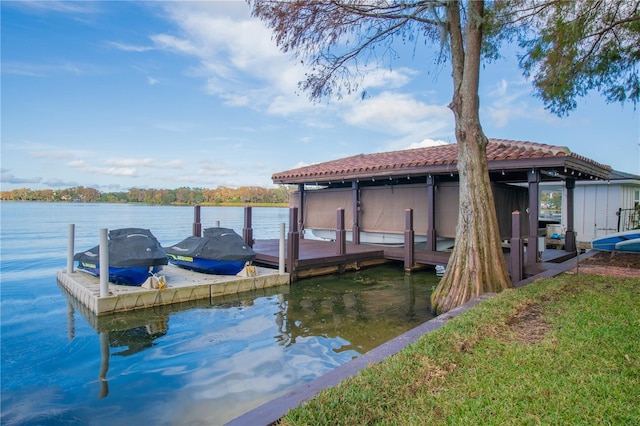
165, 227, 256, 262
74, 228, 168, 268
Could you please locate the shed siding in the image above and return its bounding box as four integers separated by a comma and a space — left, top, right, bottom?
574, 184, 622, 243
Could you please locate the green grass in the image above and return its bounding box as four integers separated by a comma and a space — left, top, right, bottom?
280, 273, 640, 425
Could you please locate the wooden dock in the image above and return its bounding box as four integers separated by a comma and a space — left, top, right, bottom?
252, 238, 574, 282
253, 238, 388, 280
58, 206, 578, 316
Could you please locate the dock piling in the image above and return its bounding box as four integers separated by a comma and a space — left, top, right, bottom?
67, 224, 75, 273
193, 205, 202, 237
404, 209, 415, 272
336, 208, 346, 255
99, 228, 109, 298
279, 223, 285, 274
287, 208, 299, 279
510, 211, 523, 283
243, 206, 254, 247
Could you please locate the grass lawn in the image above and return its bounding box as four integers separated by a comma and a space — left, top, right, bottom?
280, 273, 640, 425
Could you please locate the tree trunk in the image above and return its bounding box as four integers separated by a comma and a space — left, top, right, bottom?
430, 0, 512, 314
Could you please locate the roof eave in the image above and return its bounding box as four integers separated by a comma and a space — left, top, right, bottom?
272, 157, 610, 185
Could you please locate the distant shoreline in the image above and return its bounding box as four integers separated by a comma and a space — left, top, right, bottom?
0, 200, 289, 208
0, 185, 292, 205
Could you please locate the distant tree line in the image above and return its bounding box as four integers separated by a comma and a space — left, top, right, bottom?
0, 185, 292, 205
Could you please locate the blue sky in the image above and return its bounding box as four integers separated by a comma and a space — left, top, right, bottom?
2, 1, 639, 192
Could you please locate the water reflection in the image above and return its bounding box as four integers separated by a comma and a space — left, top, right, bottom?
57, 265, 437, 424
284, 271, 435, 353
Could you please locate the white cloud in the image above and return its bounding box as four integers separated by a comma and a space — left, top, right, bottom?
3, 62, 91, 77
484, 78, 561, 128
361, 66, 417, 90
104, 158, 184, 170
8, 0, 100, 14
104, 158, 154, 167
108, 41, 154, 53
67, 160, 88, 168
219, 92, 250, 107
66, 159, 139, 177
151, 34, 202, 57
405, 139, 449, 149
0, 172, 42, 184
156, 160, 185, 169
44, 178, 78, 187
30, 151, 75, 160
99, 167, 139, 177
345, 91, 451, 136
153, 2, 307, 116
292, 161, 311, 169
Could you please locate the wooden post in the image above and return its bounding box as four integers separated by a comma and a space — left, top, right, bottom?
287, 207, 299, 281
426, 175, 436, 251
352, 180, 360, 244
298, 184, 305, 239
336, 208, 346, 255
243, 206, 254, 247
510, 211, 523, 283
67, 224, 75, 273
564, 178, 576, 252
193, 204, 202, 237
527, 169, 540, 264
279, 223, 285, 274
404, 209, 415, 273
99, 228, 109, 298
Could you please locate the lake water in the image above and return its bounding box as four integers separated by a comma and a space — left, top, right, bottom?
0, 202, 438, 425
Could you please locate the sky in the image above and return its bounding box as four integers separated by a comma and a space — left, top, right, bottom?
2, 1, 639, 193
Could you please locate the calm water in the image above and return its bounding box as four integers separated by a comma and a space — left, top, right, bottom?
0, 202, 438, 425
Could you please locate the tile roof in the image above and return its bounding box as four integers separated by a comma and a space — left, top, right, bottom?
272, 139, 612, 183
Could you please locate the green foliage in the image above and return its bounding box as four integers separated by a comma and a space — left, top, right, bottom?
513, 0, 640, 116
250, 0, 639, 114
281, 274, 640, 425
0, 185, 293, 205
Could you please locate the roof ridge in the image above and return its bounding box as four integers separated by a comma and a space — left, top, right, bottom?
489, 138, 570, 155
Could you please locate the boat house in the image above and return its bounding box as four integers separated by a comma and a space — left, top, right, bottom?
272, 139, 613, 265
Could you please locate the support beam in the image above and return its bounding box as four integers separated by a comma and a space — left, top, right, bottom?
527, 169, 540, 264
298, 184, 305, 239
352, 180, 360, 244
510, 211, 523, 283
287, 207, 299, 281
426, 175, 436, 251
336, 208, 346, 255
404, 209, 415, 272
564, 178, 576, 252
243, 206, 253, 247
193, 204, 202, 237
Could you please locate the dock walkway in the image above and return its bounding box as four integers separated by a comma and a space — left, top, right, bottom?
252, 238, 572, 279
253, 238, 386, 279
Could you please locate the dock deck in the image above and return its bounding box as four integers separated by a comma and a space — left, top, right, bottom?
58, 236, 576, 316
253, 238, 387, 279
57, 265, 289, 316
253, 238, 576, 279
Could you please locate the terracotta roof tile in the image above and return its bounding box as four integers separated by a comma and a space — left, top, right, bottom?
272, 139, 611, 183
